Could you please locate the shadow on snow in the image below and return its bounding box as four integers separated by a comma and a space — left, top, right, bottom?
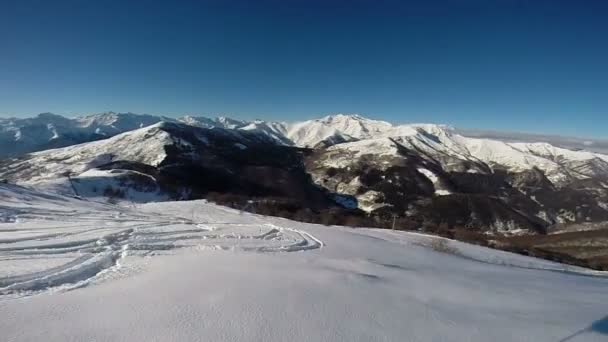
559, 315, 608, 341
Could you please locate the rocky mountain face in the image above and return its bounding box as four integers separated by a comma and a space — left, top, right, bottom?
1, 112, 608, 236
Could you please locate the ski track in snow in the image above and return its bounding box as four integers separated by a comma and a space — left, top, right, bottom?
0, 198, 323, 298
2, 185, 605, 300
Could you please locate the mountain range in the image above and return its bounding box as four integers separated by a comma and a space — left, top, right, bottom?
1, 112, 608, 234
3, 111, 608, 155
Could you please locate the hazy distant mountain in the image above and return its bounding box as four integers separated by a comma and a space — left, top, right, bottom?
0, 112, 167, 158
456, 128, 608, 155
0, 112, 294, 159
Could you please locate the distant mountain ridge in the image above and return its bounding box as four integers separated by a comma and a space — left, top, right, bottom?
0, 111, 602, 155
3, 111, 607, 158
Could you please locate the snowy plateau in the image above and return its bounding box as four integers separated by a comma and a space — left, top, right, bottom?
1, 112, 608, 341
1, 184, 607, 341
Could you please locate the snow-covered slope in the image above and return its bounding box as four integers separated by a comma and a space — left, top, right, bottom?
74, 112, 167, 136
0, 112, 289, 159
296, 115, 608, 185
179, 116, 292, 145
285, 114, 394, 147
510, 142, 608, 178
178, 115, 248, 129
305, 121, 608, 231
0, 122, 172, 189
0, 120, 286, 187
0, 121, 336, 211
1, 184, 607, 341
239, 120, 291, 145
0, 112, 168, 158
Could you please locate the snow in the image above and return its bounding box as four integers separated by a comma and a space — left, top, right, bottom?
1, 183, 608, 341
239, 121, 292, 145
13, 128, 22, 141
71, 168, 168, 202
417, 168, 452, 196
0, 184, 322, 297
3, 123, 173, 189
456, 137, 561, 176
282, 114, 608, 185
357, 190, 389, 212
286, 114, 393, 147
418, 168, 439, 183
75, 112, 166, 136
322, 138, 401, 168
308, 117, 608, 184
47, 123, 59, 140
510, 142, 599, 162
180, 117, 291, 145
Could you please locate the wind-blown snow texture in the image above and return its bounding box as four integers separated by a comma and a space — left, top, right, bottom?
1, 184, 607, 341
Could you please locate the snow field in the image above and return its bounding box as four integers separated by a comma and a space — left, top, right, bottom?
1, 184, 608, 341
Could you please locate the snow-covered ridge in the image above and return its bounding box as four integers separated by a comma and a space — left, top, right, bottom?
282, 114, 608, 183
0, 112, 293, 158
0, 123, 173, 195
285, 114, 394, 147
0, 120, 315, 201
301, 115, 608, 184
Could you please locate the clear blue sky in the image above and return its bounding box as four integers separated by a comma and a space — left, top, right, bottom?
1, 0, 607, 138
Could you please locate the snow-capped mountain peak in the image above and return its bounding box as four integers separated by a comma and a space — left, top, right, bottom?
215, 116, 247, 129
285, 114, 394, 147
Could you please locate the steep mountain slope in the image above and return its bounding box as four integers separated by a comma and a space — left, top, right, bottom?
179, 116, 291, 145
287, 114, 608, 185
303, 121, 608, 233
